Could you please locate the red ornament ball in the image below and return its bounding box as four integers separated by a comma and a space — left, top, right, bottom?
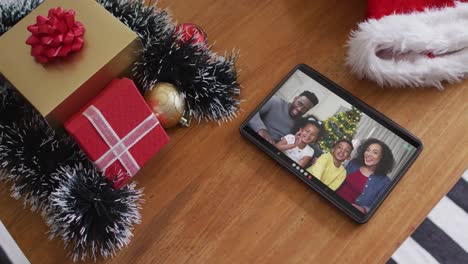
175, 23, 207, 46
25, 7, 85, 64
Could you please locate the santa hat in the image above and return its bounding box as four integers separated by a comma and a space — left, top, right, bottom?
346, 0, 468, 89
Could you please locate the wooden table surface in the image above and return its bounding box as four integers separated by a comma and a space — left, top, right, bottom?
1, 0, 467, 263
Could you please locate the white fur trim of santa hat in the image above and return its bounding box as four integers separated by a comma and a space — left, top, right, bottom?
346, 2, 468, 89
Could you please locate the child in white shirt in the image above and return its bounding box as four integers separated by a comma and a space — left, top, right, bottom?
275, 116, 323, 167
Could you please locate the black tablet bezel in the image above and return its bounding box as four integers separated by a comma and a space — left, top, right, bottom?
240, 64, 423, 223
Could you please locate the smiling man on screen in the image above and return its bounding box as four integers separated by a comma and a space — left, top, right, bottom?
248, 91, 319, 144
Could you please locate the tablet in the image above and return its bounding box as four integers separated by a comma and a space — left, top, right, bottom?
240, 64, 423, 223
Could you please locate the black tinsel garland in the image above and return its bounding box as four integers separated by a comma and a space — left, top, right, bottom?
133, 34, 240, 121
47, 164, 143, 261
0, 0, 240, 261
0, 0, 43, 35
0, 79, 145, 261
97, 0, 240, 121
0, 80, 29, 125
0, 117, 77, 211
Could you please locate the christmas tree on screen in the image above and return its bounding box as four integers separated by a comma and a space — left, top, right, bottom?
319, 107, 362, 153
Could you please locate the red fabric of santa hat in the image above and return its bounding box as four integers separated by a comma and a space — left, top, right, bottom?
346, 0, 468, 89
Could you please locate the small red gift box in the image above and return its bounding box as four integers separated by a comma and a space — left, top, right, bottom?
65, 78, 169, 189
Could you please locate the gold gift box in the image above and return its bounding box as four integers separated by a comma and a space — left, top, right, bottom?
0, 0, 142, 125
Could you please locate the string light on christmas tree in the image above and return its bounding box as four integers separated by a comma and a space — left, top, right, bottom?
318, 108, 363, 153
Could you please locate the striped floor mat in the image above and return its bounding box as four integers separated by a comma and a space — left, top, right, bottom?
388, 170, 468, 264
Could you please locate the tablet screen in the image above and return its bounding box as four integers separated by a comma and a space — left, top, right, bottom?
241, 65, 422, 222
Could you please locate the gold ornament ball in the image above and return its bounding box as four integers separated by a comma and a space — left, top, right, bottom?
144, 82, 185, 128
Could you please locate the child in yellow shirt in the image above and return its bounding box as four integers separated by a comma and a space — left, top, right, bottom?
307, 139, 353, 191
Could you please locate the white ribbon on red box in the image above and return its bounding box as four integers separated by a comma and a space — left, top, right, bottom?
83, 105, 159, 176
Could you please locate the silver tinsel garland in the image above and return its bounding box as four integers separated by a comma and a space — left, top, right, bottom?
0, 0, 240, 261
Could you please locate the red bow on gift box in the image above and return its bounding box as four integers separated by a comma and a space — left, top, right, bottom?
25, 7, 85, 64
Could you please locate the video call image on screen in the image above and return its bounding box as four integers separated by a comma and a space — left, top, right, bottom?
247, 70, 417, 214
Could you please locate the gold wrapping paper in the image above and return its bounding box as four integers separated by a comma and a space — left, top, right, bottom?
0, 0, 142, 125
